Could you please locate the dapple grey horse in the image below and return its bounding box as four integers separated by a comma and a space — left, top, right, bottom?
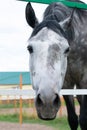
26, 0, 87, 130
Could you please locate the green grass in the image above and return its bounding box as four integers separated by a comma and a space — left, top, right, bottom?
0, 103, 29, 109
0, 114, 81, 130
0, 104, 16, 109
0, 102, 34, 109
0, 114, 19, 123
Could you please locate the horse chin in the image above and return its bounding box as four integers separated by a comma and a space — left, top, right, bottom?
36, 104, 60, 121
37, 112, 56, 121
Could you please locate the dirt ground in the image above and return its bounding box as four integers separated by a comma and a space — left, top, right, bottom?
0, 122, 54, 130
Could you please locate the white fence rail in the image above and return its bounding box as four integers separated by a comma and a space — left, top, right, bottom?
60, 89, 87, 95
0, 89, 87, 99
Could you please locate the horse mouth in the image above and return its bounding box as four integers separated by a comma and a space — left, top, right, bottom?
36, 106, 58, 120
37, 112, 56, 120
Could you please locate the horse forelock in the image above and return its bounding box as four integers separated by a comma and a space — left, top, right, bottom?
31, 20, 68, 40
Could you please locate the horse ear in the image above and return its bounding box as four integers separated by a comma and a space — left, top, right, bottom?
59, 9, 75, 32
59, 17, 72, 31
25, 2, 38, 28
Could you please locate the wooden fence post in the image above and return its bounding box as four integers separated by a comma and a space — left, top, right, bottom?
19, 74, 23, 125
14, 95, 17, 113
7, 95, 10, 104
29, 99, 32, 108
0, 95, 2, 104
59, 96, 64, 117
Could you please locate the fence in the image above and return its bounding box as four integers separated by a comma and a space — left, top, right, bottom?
1, 89, 87, 96
0, 88, 87, 124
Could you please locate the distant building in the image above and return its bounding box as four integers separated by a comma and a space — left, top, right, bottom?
0, 72, 31, 89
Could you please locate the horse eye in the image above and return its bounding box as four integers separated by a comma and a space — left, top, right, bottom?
64, 47, 70, 54
27, 45, 33, 54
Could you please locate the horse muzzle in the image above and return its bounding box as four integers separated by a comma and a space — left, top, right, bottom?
35, 92, 61, 120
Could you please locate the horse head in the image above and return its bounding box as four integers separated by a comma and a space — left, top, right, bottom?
26, 3, 72, 120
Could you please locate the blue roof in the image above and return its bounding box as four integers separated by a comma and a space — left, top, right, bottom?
0, 72, 31, 85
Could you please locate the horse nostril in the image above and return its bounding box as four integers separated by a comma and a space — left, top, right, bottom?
36, 94, 43, 107
53, 94, 60, 108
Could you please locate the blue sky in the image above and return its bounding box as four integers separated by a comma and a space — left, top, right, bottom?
0, 0, 86, 71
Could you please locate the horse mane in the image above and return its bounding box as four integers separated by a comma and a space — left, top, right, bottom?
43, 0, 87, 22
31, 0, 87, 42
